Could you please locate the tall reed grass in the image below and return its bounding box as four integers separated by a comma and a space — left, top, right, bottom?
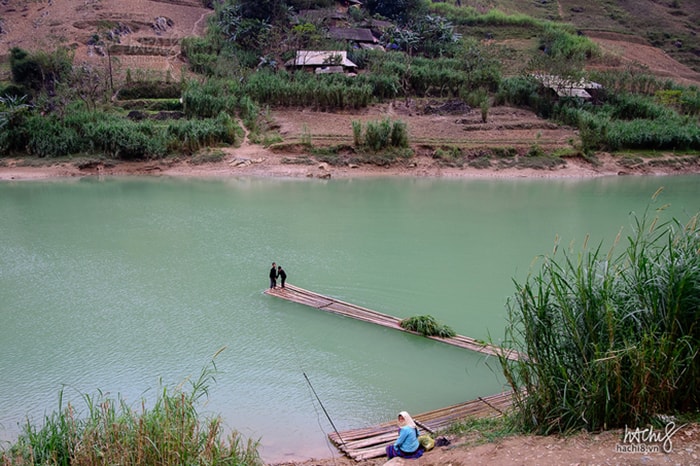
500, 195, 700, 434
2, 349, 263, 465
352, 118, 409, 151
430, 5, 542, 28
1, 106, 243, 159
551, 99, 700, 152
243, 71, 372, 109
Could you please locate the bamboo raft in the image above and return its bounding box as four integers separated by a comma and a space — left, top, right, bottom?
329, 391, 515, 461
265, 284, 520, 361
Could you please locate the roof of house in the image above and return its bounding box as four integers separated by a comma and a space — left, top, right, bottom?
533, 74, 603, 99
360, 18, 394, 30
328, 27, 377, 43
285, 50, 358, 68
295, 9, 346, 23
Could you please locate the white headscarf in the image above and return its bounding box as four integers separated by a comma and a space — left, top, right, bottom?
398, 411, 416, 428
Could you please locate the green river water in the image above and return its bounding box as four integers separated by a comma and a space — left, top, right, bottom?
1, 175, 698, 462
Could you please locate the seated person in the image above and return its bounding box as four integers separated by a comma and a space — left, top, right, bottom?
385, 411, 424, 459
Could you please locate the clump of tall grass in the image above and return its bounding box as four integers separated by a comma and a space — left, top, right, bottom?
182, 79, 239, 119
430, 4, 542, 28
538, 23, 599, 61
590, 68, 677, 96
352, 118, 409, 152
1, 104, 244, 159
243, 71, 372, 110
606, 92, 675, 121
84, 117, 167, 160
400, 315, 457, 338
166, 112, 243, 154
500, 193, 700, 434
1, 349, 263, 466
117, 80, 182, 100
494, 76, 555, 118
604, 116, 700, 151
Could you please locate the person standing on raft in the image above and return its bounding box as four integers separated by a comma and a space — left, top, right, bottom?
269, 262, 278, 289
385, 411, 424, 459
277, 265, 287, 288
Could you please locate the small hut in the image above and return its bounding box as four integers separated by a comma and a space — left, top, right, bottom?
534, 74, 603, 101
284, 50, 358, 74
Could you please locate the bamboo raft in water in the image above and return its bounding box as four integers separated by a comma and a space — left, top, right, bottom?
265, 284, 520, 361
329, 391, 515, 461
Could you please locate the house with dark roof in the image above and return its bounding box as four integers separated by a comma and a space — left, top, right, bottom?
328, 27, 376, 43
328, 27, 383, 50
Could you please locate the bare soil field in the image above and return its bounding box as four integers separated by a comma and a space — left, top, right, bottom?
0, 0, 212, 80
587, 31, 700, 86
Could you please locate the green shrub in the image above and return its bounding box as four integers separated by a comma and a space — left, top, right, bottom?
607, 93, 674, 120
166, 112, 243, 154
182, 79, 238, 118
118, 80, 182, 100
539, 23, 599, 61
390, 119, 409, 148
494, 76, 540, 107
605, 117, 700, 151
243, 71, 373, 110
355, 118, 409, 152
679, 87, 700, 116
400, 315, 456, 338
10, 47, 72, 96
364, 118, 392, 152
85, 118, 165, 160
352, 120, 363, 147
25, 115, 84, 158
0, 95, 31, 155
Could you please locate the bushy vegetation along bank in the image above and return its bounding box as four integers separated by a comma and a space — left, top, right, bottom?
500, 195, 700, 433
496, 74, 700, 154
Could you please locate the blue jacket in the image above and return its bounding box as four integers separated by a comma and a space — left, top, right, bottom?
394, 425, 420, 453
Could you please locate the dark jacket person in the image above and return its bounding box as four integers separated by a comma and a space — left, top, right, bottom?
277, 266, 287, 288
269, 262, 277, 289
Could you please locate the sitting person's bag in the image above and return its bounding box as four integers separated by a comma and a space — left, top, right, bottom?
417, 434, 435, 451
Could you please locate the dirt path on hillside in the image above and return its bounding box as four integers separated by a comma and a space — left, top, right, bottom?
587, 32, 700, 86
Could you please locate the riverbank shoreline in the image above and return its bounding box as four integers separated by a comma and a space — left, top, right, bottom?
2, 149, 700, 182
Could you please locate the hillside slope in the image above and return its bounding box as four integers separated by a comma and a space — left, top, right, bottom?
0, 0, 212, 80
1, 0, 699, 84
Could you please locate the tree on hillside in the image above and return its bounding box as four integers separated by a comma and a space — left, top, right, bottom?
363, 0, 427, 24
237, 0, 288, 23
9, 47, 73, 104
